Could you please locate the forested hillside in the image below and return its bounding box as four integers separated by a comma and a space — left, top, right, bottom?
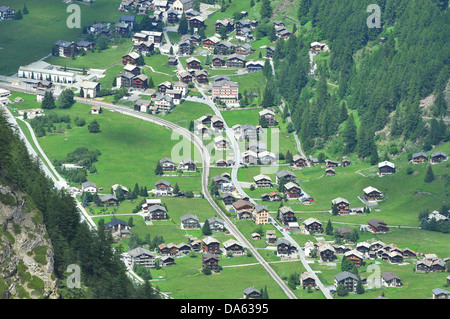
0, 111, 159, 299
269, 0, 449, 160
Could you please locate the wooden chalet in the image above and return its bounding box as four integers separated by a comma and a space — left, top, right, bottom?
278, 206, 296, 226
367, 219, 389, 233
292, 155, 307, 168
284, 182, 302, 199
212, 55, 225, 67
356, 242, 371, 255
105, 219, 130, 235
431, 151, 447, 163
388, 251, 404, 264
363, 186, 383, 201
242, 287, 261, 299
334, 271, 359, 292
216, 41, 235, 55
378, 161, 396, 176
154, 180, 173, 196
303, 218, 322, 233
331, 197, 350, 214
275, 170, 297, 184
180, 213, 200, 229
189, 16, 205, 29
269, 192, 281, 202
223, 239, 244, 255
167, 10, 179, 24
412, 152, 428, 164
266, 46, 275, 58
253, 174, 272, 188
215, 18, 234, 34
146, 205, 168, 221
344, 250, 364, 267
202, 253, 219, 272
178, 71, 192, 83
132, 74, 148, 90
342, 159, 351, 167
159, 157, 176, 171
226, 53, 246, 68
276, 238, 297, 257
235, 43, 252, 55
266, 230, 276, 244
186, 57, 201, 70
232, 199, 254, 220
325, 168, 336, 176
98, 194, 118, 206
160, 256, 176, 266
301, 272, 316, 288
202, 236, 221, 254
207, 217, 225, 232
318, 244, 336, 262
203, 36, 220, 49
194, 69, 209, 83
122, 52, 140, 65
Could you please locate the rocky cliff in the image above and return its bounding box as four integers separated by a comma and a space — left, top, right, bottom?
0, 184, 58, 299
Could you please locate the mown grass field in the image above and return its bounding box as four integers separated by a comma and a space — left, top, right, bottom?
32, 102, 201, 191
45, 38, 132, 70
0, 0, 123, 74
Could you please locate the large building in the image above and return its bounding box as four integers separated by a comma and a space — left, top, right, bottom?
18, 61, 76, 84
211, 79, 239, 104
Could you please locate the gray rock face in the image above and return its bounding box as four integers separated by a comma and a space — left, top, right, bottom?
0, 185, 59, 299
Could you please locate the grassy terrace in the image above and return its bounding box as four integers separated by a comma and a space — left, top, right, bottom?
45, 38, 132, 70
32, 103, 201, 191
0, 0, 123, 75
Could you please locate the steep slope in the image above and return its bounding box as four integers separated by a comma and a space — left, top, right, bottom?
0, 185, 58, 299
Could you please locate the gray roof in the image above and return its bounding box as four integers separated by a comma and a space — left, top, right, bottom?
255, 204, 268, 213
412, 152, 427, 158
279, 206, 294, 214
431, 151, 447, 157
148, 205, 167, 213
243, 286, 260, 295
82, 181, 96, 189
334, 271, 359, 282
155, 179, 172, 187
432, 288, 450, 296
207, 216, 224, 225
120, 15, 136, 22
76, 41, 93, 47
105, 218, 127, 228
276, 170, 296, 179
99, 194, 118, 202
128, 247, 154, 258
227, 53, 246, 61
212, 79, 238, 88
55, 40, 73, 48
180, 214, 199, 222
381, 272, 401, 282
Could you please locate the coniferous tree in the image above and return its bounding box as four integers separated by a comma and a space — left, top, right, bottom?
88, 120, 101, 133
202, 219, 212, 236
325, 219, 333, 235
41, 91, 56, 109
178, 13, 189, 35
23, 3, 29, 14
424, 165, 435, 183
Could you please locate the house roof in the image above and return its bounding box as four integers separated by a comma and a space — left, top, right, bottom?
207, 216, 224, 225
432, 288, 450, 296
105, 218, 127, 228
253, 174, 271, 182
363, 186, 381, 194
159, 157, 174, 164
276, 169, 296, 179
148, 205, 167, 213
303, 217, 321, 226
128, 247, 154, 258
412, 152, 427, 158
431, 151, 447, 158
99, 194, 118, 202
180, 213, 199, 222
367, 219, 387, 228
335, 271, 359, 282
202, 236, 220, 245
232, 199, 254, 210
223, 239, 242, 249
279, 206, 294, 214
82, 181, 96, 189
243, 287, 260, 295
284, 182, 300, 190
344, 249, 364, 259
155, 179, 172, 187
378, 161, 395, 168
255, 204, 268, 213
332, 197, 349, 205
